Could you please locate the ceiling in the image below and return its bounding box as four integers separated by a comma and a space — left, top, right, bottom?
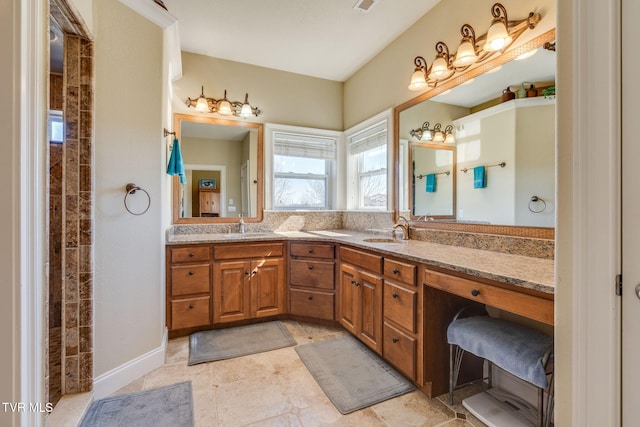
432, 46, 557, 108
162, 0, 442, 82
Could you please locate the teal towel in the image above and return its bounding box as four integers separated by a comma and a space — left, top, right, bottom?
473, 166, 486, 188
167, 138, 186, 184
426, 174, 436, 192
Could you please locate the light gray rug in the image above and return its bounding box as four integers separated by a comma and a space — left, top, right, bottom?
80, 381, 193, 427
295, 335, 415, 414
188, 321, 297, 365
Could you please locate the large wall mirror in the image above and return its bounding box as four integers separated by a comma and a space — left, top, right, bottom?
395, 29, 556, 235
172, 113, 263, 224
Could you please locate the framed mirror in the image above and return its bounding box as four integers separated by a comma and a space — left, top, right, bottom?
409, 143, 456, 219
172, 113, 263, 224
394, 29, 556, 235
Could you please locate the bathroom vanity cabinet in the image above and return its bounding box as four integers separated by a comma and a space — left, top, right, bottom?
288, 242, 336, 321
338, 246, 384, 354
213, 242, 285, 323
166, 244, 213, 332
382, 257, 420, 381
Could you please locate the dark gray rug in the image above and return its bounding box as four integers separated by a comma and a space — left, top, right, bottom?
188, 321, 297, 365
80, 381, 193, 427
295, 335, 415, 414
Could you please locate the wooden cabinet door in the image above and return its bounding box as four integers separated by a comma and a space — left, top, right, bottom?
213, 260, 250, 323
358, 269, 383, 354
251, 258, 285, 318
339, 263, 359, 336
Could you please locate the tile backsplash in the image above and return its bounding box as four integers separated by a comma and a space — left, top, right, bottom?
169, 210, 553, 259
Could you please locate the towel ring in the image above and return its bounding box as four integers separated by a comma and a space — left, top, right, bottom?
124, 183, 151, 216
528, 196, 546, 213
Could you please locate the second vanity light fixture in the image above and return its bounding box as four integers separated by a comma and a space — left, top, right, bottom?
410, 121, 456, 144
186, 86, 261, 118
408, 3, 541, 91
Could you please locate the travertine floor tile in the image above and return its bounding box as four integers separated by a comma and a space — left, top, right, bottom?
104, 322, 485, 427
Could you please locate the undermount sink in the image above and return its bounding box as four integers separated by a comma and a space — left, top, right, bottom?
362, 237, 403, 243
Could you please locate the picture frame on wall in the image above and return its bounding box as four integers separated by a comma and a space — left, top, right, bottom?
199, 178, 216, 189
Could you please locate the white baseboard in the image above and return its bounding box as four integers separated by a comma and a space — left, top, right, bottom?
93, 328, 168, 399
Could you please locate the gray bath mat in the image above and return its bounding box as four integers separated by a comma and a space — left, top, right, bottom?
295, 334, 415, 414
80, 381, 193, 427
188, 321, 297, 365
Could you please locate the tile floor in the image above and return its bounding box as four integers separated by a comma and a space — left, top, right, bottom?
112, 321, 488, 427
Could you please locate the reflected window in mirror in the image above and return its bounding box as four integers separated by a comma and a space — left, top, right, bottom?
345, 110, 392, 210
272, 131, 337, 210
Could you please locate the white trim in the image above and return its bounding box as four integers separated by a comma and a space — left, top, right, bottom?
264, 123, 343, 210
92, 328, 168, 399
344, 109, 393, 211
568, 0, 621, 425
119, 0, 178, 28
20, 0, 47, 425
452, 97, 556, 126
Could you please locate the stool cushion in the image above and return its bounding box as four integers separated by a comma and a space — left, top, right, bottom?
447, 315, 553, 389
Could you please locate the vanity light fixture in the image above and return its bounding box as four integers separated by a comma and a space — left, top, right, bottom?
484, 3, 512, 52
407, 3, 540, 91
186, 86, 261, 117
452, 24, 478, 68
410, 122, 455, 143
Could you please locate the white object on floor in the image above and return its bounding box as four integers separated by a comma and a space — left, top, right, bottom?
462, 389, 536, 427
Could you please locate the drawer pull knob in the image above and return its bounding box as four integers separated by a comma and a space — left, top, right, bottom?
188, 271, 194, 276
308, 265, 313, 270
392, 293, 399, 299
308, 296, 313, 301
188, 304, 194, 309
308, 249, 314, 254
471, 289, 480, 297
355, 282, 361, 287
392, 268, 400, 275
392, 338, 399, 343
351, 280, 356, 285
245, 271, 250, 276
188, 252, 194, 257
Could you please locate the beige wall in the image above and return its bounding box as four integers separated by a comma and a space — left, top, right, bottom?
68, 0, 94, 35
343, 0, 557, 129
174, 52, 344, 131
515, 104, 556, 227
93, 0, 165, 377
1, 2, 19, 424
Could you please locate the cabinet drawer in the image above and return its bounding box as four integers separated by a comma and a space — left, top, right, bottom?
424, 269, 554, 326
383, 322, 416, 380
290, 259, 335, 290
170, 264, 210, 296
384, 258, 416, 287
169, 246, 211, 263
339, 247, 382, 274
289, 289, 335, 320
215, 243, 284, 260
170, 296, 211, 330
383, 282, 417, 332
290, 242, 335, 259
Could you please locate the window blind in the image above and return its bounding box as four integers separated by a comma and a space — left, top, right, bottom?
273, 132, 336, 160
348, 121, 387, 155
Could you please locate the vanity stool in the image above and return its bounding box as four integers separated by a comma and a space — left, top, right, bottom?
447, 309, 554, 427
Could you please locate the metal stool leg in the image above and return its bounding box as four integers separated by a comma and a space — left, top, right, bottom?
449, 344, 465, 405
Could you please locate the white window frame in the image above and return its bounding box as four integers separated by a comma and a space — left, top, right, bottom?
265, 124, 341, 211
344, 109, 393, 211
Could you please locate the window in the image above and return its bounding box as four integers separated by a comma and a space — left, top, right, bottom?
348, 121, 388, 209
49, 110, 64, 144
273, 132, 336, 209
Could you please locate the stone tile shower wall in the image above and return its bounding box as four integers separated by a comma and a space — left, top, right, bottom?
62, 34, 94, 395
48, 73, 64, 406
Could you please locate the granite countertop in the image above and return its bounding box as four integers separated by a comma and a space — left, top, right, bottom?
167, 229, 554, 295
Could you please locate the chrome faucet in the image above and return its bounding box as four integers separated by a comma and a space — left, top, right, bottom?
237, 212, 246, 234
393, 215, 410, 240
